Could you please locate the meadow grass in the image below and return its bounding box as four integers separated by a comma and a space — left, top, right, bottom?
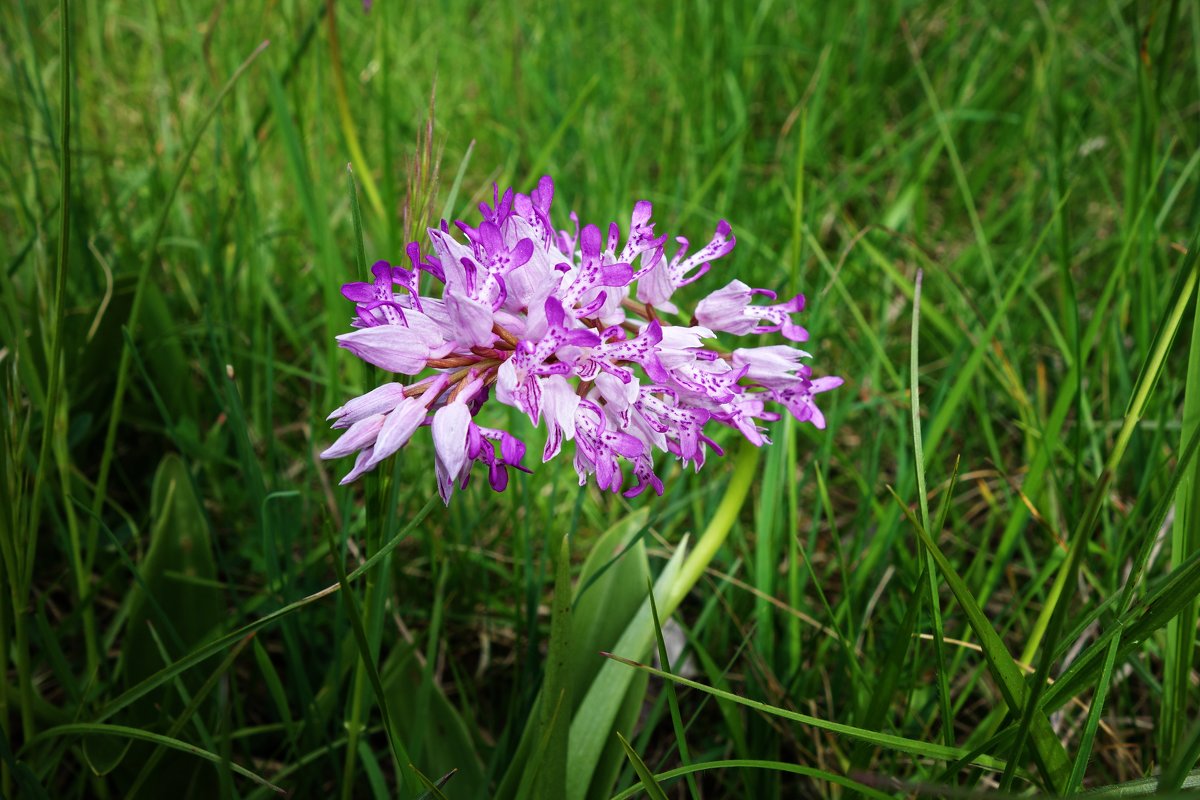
2, 0, 1200, 797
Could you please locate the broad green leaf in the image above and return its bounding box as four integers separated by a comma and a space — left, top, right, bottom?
569, 508, 653, 701
585, 670, 649, 800
532, 532, 574, 800
566, 537, 689, 800
495, 509, 651, 800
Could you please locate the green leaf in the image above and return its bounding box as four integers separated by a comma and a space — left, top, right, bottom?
494, 509, 651, 800
908, 269, 956, 748
585, 669, 649, 800
566, 538, 689, 800
569, 508, 652, 698
532, 531, 574, 800
347, 165, 368, 277
413, 767, 457, 800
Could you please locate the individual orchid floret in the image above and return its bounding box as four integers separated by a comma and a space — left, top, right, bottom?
327, 382, 407, 429
637, 220, 735, 311
695, 279, 809, 341
731, 345, 812, 384
335, 313, 454, 373
573, 401, 647, 494
768, 368, 845, 430
322, 175, 841, 502
321, 375, 450, 485
495, 297, 600, 423
431, 375, 485, 502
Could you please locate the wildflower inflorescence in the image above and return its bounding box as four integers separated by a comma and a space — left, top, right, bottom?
323, 176, 842, 503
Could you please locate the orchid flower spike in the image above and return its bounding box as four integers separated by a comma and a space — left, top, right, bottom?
323, 176, 842, 503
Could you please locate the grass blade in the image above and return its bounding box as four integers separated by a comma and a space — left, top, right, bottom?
908, 269, 955, 749
603, 651, 1006, 770
609, 759, 896, 800
614, 732, 670, 800
24, 723, 282, 794
322, 520, 416, 796
888, 487, 1071, 790
1164, 236, 1200, 765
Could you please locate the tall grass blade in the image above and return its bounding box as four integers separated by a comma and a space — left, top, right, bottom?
1164, 237, 1200, 765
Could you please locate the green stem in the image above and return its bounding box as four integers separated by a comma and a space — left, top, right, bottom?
663, 442, 760, 618
340, 657, 370, 800
11, 597, 33, 742
341, 473, 388, 800
0, 585, 9, 797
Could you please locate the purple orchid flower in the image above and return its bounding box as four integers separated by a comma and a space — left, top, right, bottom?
322, 176, 841, 503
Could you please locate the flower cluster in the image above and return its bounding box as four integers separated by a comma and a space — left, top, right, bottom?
323, 176, 842, 503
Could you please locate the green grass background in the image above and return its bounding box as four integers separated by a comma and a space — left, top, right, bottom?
3, 0, 1200, 797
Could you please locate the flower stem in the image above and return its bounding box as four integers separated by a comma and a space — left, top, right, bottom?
493, 322, 521, 348
10, 592, 33, 741
0, 586, 9, 797
663, 441, 760, 617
